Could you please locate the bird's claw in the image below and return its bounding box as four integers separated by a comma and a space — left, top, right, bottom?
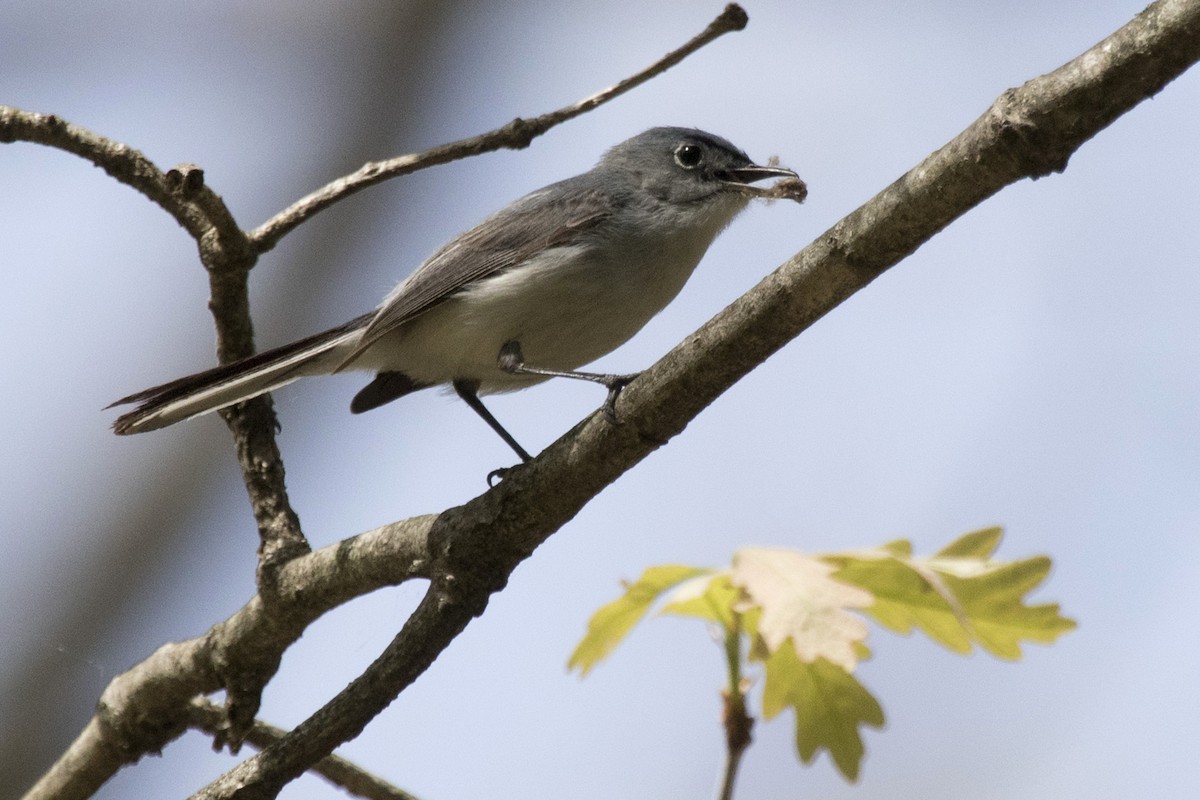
601, 373, 639, 423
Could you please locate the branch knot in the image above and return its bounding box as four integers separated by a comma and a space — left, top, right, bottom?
498, 116, 544, 149
166, 162, 207, 198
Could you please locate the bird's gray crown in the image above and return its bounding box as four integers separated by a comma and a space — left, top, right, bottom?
597, 127, 787, 203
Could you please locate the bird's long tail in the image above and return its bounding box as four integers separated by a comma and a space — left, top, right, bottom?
110, 313, 372, 434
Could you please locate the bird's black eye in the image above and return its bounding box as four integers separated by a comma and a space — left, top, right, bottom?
673, 143, 703, 169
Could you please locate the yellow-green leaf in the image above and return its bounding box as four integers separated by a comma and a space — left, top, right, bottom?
829, 546, 974, 653
568, 565, 711, 676
660, 571, 740, 628
936, 526, 1003, 558
938, 557, 1076, 659
826, 529, 1076, 658
762, 644, 884, 782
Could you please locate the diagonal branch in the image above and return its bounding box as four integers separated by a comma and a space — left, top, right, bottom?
246, 3, 748, 253
185, 1, 1200, 797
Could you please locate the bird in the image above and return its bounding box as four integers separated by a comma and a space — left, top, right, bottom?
110, 127, 802, 462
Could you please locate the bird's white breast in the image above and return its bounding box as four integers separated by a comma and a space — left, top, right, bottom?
363, 191, 751, 392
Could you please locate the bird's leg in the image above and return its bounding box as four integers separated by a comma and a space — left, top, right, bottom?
497, 340, 639, 423
453, 379, 533, 470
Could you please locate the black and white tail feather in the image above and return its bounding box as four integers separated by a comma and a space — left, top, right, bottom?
109, 314, 377, 434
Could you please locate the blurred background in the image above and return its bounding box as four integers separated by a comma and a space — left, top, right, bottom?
2, 2, 1197, 798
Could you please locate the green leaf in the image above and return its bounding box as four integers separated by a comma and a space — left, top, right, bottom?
829, 545, 974, 653
761, 644, 884, 782
936, 526, 1003, 558
826, 528, 1076, 658
731, 548, 873, 670
937, 556, 1076, 659
660, 571, 740, 628
568, 565, 711, 676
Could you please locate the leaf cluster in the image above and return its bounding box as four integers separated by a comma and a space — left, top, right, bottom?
568, 527, 1076, 781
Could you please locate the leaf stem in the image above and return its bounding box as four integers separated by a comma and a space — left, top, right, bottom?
717, 614, 753, 800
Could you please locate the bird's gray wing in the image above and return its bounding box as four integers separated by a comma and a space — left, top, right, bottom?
338, 181, 613, 368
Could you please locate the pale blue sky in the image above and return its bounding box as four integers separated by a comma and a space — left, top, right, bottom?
3, 2, 1198, 798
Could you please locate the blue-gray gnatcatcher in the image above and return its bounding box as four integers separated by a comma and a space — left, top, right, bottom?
111, 127, 802, 461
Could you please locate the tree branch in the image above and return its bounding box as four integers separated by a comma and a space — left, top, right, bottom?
186, 699, 421, 800
245, 3, 748, 253
0, 106, 311, 592
0, 110, 210, 240
19, 515, 434, 800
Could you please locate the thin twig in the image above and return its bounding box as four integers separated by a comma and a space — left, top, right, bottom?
0, 107, 210, 239
187, 698, 421, 800
246, 3, 748, 253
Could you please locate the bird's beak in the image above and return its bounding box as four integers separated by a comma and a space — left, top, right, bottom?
721, 162, 807, 204
721, 163, 799, 184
